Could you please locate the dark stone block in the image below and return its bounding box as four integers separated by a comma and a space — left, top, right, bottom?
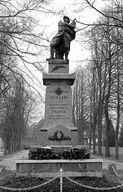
47, 59, 69, 64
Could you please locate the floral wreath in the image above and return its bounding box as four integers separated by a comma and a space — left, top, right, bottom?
48, 131, 71, 141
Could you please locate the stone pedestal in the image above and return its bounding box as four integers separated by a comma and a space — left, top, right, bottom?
48, 59, 69, 73
16, 159, 102, 178
40, 59, 78, 146
16, 59, 103, 178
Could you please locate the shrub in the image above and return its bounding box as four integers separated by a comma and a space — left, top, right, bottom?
28, 147, 90, 160
62, 147, 90, 160
28, 147, 61, 160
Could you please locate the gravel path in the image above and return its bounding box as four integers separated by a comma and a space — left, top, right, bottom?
92, 155, 123, 170
0, 150, 29, 171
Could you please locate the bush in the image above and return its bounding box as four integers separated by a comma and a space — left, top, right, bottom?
28, 147, 90, 160
28, 147, 61, 160
62, 147, 90, 160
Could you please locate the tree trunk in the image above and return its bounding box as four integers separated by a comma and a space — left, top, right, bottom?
104, 102, 110, 157
92, 114, 97, 155
97, 59, 103, 156
98, 98, 103, 155
92, 126, 96, 155
115, 128, 119, 159
115, 64, 120, 159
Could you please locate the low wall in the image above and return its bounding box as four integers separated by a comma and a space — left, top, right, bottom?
16, 159, 102, 178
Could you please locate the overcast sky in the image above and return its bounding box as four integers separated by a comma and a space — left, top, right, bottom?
27, 0, 108, 89
27, 0, 111, 121
44, 0, 107, 72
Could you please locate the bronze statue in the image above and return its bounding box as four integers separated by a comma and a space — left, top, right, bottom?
49, 16, 76, 60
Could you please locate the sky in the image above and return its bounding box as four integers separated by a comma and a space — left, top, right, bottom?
24, 0, 109, 90
30, 1, 108, 87
19, 0, 109, 81
25, 0, 109, 122
43, 0, 107, 72
26, 0, 108, 76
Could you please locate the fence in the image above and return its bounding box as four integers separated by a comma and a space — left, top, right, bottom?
0, 168, 123, 192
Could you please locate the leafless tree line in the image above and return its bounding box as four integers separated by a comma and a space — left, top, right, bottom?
72, 0, 123, 159
0, 0, 51, 153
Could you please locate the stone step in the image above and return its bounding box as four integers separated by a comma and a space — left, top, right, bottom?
16, 159, 102, 178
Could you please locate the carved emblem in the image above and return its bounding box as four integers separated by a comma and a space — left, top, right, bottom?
55, 87, 62, 95
48, 131, 71, 141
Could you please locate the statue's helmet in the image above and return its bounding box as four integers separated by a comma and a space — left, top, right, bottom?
63, 16, 70, 23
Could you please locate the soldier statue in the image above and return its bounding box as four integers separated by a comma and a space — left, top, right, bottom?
49, 16, 76, 60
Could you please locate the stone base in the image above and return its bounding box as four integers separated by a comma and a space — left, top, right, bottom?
40, 125, 78, 146
16, 159, 102, 178
47, 59, 69, 65
49, 63, 69, 73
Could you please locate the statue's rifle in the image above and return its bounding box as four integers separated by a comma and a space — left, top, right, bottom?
69, 18, 82, 32
70, 18, 90, 32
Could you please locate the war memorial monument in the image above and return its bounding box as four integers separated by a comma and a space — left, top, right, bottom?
40, 16, 78, 146
16, 16, 102, 178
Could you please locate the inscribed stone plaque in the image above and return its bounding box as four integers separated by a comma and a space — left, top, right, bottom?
45, 85, 72, 122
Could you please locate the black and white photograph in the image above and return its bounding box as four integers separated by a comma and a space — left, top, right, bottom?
0, 0, 123, 191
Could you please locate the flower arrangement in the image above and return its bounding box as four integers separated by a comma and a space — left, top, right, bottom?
62, 147, 90, 160
28, 147, 61, 160
28, 147, 90, 160
48, 131, 71, 141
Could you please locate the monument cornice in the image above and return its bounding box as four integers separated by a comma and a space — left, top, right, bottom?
43, 72, 75, 85
47, 58, 69, 65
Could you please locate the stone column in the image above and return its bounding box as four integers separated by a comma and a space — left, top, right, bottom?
40, 59, 78, 146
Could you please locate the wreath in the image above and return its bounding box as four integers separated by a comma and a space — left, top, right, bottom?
48, 131, 71, 141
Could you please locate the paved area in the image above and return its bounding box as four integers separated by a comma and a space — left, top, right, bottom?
92, 155, 123, 170
0, 150, 29, 171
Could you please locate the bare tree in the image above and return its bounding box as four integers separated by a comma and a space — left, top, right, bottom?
72, 66, 91, 145
86, 8, 123, 158
0, 0, 51, 93
1, 75, 38, 154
